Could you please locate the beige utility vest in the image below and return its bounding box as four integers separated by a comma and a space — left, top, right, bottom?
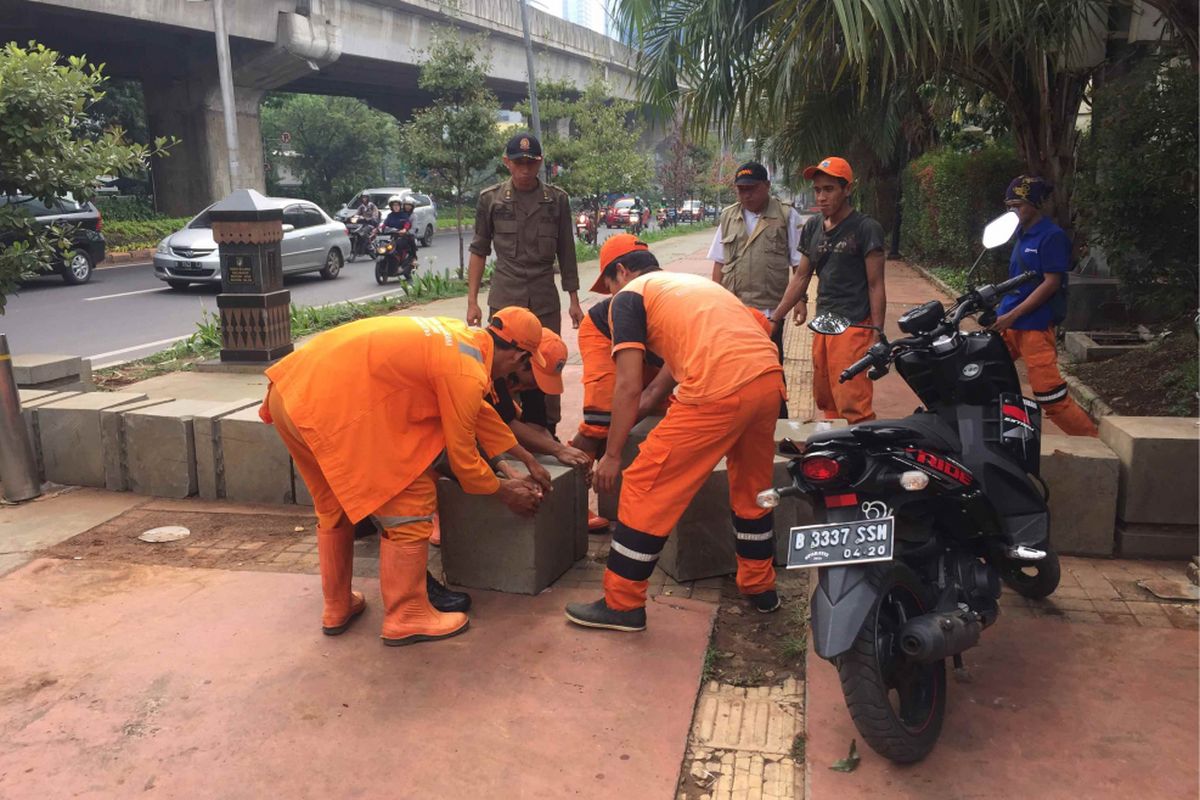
717, 198, 793, 310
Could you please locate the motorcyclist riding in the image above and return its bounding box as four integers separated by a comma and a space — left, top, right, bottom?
356, 193, 380, 224
383, 196, 413, 231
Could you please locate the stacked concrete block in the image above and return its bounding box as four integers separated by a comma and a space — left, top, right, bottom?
12, 354, 92, 392
191, 400, 264, 499
101, 398, 177, 490
123, 399, 233, 498
1039, 435, 1120, 556
439, 461, 579, 594
19, 391, 82, 478
218, 406, 294, 504
597, 414, 665, 521
33, 391, 149, 488
1100, 417, 1200, 558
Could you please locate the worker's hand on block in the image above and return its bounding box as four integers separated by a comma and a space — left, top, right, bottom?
497, 477, 543, 517
593, 452, 621, 495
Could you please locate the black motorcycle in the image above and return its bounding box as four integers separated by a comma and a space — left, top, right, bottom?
374, 224, 418, 284
346, 215, 377, 262
760, 212, 1059, 764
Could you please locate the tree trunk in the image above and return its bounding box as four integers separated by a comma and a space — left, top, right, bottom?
456, 198, 465, 280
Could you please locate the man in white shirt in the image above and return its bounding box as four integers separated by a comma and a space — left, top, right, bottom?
709, 162, 804, 416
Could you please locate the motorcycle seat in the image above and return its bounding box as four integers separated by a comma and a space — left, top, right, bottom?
810, 412, 961, 453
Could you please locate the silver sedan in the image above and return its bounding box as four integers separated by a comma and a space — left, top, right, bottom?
154, 197, 350, 289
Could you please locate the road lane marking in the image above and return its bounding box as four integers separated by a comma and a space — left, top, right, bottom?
88, 334, 194, 366
83, 286, 172, 302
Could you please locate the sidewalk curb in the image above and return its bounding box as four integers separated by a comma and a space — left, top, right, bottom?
1062, 369, 1115, 422
102, 248, 155, 268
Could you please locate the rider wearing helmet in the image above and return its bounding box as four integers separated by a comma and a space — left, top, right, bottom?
356, 193, 380, 223
383, 195, 414, 231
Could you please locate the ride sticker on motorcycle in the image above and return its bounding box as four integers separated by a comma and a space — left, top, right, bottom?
759, 211, 1060, 765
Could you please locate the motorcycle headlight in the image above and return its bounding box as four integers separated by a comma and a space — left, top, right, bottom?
156, 239, 170, 255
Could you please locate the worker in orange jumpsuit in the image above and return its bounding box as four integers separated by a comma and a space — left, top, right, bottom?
989, 175, 1098, 436
564, 239, 787, 632
260, 309, 546, 646
771, 157, 886, 423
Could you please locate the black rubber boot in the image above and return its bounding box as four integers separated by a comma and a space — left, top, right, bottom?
748, 589, 781, 613
426, 571, 472, 613
564, 598, 647, 632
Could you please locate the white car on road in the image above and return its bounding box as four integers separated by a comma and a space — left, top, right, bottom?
153, 198, 350, 289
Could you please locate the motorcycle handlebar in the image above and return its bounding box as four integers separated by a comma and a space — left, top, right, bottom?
839, 353, 877, 383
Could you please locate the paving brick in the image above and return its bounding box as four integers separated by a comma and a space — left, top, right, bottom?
1100, 416, 1199, 526
439, 461, 580, 594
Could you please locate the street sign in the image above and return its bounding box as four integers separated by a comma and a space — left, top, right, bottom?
280, 131, 292, 145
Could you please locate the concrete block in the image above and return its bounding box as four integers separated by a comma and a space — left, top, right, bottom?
1063, 331, 1149, 364
19, 391, 82, 479
218, 406, 293, 504
537, 455, 589, 561
17, 389, 57, 405
100, 398, 177, 491
658, 457, 802, 582
293, 462, 314, 507
1100, 416, 1199, 526
123, 399, 229, 498
599, 415, 665, 521
34, 392, 148, 488
439, 461, 579, 594
1039, 435, 1120, 556
12, 354, 84, 386
1117, 521, 1199, 559
190, 400, 264, 500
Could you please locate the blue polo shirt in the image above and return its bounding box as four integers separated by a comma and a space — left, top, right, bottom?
997, 216, 1070, 331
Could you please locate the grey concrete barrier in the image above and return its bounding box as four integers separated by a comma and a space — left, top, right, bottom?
218, 406, 294, 505
1100, 416, 1199, 527
123, 399, 236, 498
34, 391, 150, 488
1039, 434, 1119, 556
191, 400, 268, 500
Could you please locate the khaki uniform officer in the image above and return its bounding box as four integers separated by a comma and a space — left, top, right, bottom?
467, 132, 583, 432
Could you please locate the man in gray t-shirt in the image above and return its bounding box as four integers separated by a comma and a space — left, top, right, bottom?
772, 157, 886, 423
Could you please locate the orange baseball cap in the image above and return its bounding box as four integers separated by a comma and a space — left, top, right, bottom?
589, 233, 650, 293
488, 307, 547, 367
532, 329, 568, 394
802, 156, 854, 184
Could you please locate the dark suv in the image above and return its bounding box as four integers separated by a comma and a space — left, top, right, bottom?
0, 194, 106, 284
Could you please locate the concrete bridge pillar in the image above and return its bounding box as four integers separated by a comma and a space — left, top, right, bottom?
145, 11, 341, 216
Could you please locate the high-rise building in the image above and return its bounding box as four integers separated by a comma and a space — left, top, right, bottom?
561, 0, 605, 35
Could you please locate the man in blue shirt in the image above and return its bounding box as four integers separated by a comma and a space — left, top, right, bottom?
989, 176, 1097, 436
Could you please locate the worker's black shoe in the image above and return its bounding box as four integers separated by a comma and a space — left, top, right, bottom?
427, 571, 472, 613
748, 589, 781, 614
564, 598, 646, 632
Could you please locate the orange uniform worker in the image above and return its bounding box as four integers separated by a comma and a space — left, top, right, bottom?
260, 310, 546, 646
989, 176, 1098, 436
772, 157, 886, 423
564, 240, 787, 632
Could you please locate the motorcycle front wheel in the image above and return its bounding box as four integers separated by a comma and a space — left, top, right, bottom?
375, 260, 388, 285
836, 562, 946, 764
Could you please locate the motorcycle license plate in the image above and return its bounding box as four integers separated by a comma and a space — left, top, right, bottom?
785, 517, 895, 570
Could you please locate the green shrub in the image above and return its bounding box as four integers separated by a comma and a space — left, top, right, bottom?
94, 195, 158, 221
1075, 54, 1198, 314
104, 217, 190, 251
901, 144, 1020, 281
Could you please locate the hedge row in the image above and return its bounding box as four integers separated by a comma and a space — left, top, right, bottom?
104, 218, 191, 252
901, 145, 1021, 277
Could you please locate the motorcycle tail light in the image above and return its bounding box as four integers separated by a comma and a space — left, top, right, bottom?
801, 455, 841, 482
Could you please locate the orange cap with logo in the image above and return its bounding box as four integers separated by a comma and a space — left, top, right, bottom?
532, 329, 568, 394
488, 307, 547, 367
802, 156, 854, 184
589, 233, 650, 294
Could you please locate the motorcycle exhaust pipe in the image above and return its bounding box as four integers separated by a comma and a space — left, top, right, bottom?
898, 610, 982, 664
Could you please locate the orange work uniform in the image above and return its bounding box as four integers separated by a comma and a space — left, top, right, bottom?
260, 316, 517, 540
811, 321, 877, 424
604, 271, 786, 611
1002, 328, 1098, 436
577, 297, 665, 442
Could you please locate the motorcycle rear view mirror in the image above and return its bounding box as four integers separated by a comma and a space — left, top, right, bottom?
982, 211, 1020, 249
809, 312, 852, 335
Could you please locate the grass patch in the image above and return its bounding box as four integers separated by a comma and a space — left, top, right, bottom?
93, 270, 470, 389
790, 733, 806, 761
701, 646, 720, 683
778, 634, 807, 663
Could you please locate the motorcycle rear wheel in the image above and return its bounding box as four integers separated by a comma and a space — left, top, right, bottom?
836, 562, 946, 764
998, 548, 1061, 599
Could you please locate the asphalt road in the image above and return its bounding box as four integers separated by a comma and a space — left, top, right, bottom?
1, 225, 637, 368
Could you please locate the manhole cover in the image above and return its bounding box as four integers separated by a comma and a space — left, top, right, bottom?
138, 526, 191, 543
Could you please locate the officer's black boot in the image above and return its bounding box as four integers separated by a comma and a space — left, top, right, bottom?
426, 571, 472, 613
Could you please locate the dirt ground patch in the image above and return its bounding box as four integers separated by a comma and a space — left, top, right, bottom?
1068, 327, 1199, 417
703, 568, 811, 687
42, 507, 322, 574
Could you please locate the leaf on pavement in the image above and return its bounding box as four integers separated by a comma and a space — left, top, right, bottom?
829, 739, 860, 773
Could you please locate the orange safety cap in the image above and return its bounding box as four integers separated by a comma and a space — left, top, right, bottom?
532, 329, 568, 395
802, 156, 854, 184
589, 233, 650, 294
489, 307, 547, 366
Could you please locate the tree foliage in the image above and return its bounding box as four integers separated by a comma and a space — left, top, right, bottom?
657, 120, 705, 205
261, 93, 397, 212
0, 42, 171, 311
1075, 53, 1198, 313
400, 32, 502, 276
